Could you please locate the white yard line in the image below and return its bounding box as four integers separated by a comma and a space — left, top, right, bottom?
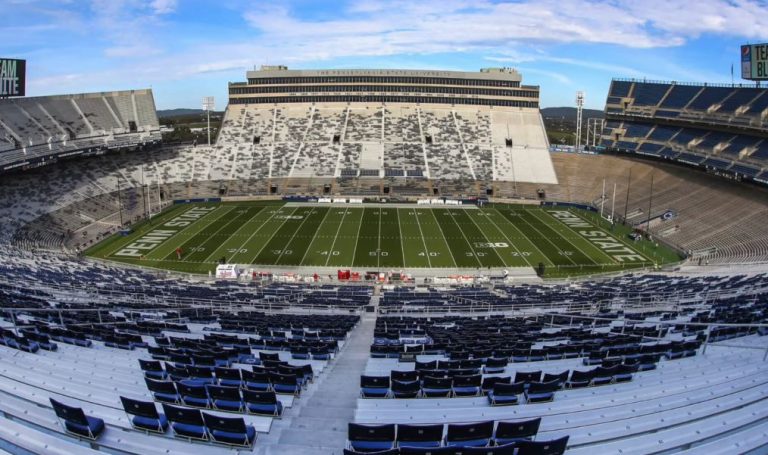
408, 208, 433, 268
487, 208, 554, 267
514, 209, 578, 266
245, 207, 300, 264
467, 209, 532, 267
297, 207, 334, 265
324, 208, 349, 267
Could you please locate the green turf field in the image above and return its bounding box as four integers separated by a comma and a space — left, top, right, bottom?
85, 201, 682, 277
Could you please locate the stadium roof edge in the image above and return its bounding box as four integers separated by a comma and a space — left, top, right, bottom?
1, 88, 155, 103
610, 77, 761, 90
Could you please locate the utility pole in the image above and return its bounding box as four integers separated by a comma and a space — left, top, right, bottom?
575, 91, 584, 152
203, 96, 215, 146
646, 172, 655, 234
116, 175, 124, 227
623, 167, 632, 224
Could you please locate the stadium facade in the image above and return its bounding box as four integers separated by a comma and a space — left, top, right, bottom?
219, 66, 557, 184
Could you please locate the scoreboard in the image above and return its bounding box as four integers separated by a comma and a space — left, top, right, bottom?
742, 44, 768, 81
0, 58, 25, 97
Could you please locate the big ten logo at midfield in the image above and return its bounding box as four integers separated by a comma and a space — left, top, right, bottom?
114, 206, 217, 257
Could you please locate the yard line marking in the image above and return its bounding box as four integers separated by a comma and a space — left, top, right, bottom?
200, 206, 267, 263
224, 206, 287, 263
245, 206, 300, 264
408, 208, 432, 268
274, 207, 322, 264
424, 208, 460, 267
324, 208, 349, 267
468, 209, 532, 267
297, 207, 333, 265
349, 208, 366, 268
377, 208, 383, 268
445, 209, 483, 268
487, 208, 554, 267
180, 207, 254, 262
530, 208, 610, 265
513, 208, 577, 266
157, 206, 237, 261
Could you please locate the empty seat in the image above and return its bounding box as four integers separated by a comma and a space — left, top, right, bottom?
206, 385, 244, 412
514, 371, 542, 384
493, 418, 541, 445
139, 359, 167, 380
214, 367, 243, 387
452, 374, 482, 397
348, 423, 396, 452
487, 382, 524, 406
50, 398, 105, 440
244, 389, 283, 417
525, 380, 559, 403
567, 369, 595, 388
391, 370, 419, 382
483, 358, 508, 374
422, 376, 453, 398
202, 412, 256, 448
481, 376, 511, 394
392, 379, 421, 399
120, 396, 168, 434
445, 421, 494, 447
514, 436, 569, 455
397, 424, 445, 448
178, 380, 211, 408
361, 375, 391, 398
145, 377, 180, 404
162, 403, 207, 441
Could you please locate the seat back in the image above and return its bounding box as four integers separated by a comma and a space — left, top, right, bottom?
120, 396, 159, 419
514, 371, 542, 384
145, 377, 178, 394
206, 385, 241, 401
495, 417, 541, 440
493, 381, 525, 396
361, 375, 390, 388
423, 376, 452, 388
446, 420, 494, 442
49, 399, 88, 426
391, 370, 419, 382
215, 367, 241, 380
397, 424, 445, 444
161, 403, 204, 426
348, 423, 396, 442
481, 376, 511, 390
178, 381, 208, 398
243, 389, 278, 404
139, 359, 163, 372
453, 374, 482, 387
202, 412, 248, 434
528, 379, 560, 394
514, 436, 569, 455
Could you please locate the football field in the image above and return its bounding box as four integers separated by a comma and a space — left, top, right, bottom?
86, 201, 680, 277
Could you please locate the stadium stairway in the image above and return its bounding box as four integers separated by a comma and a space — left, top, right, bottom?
254, 298, 378, 454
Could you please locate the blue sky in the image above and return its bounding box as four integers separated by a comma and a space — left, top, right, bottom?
3, 0, 768, 110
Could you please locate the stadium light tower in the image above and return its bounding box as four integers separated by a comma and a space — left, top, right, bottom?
202, 96, 215, 146
575, 91, 585, 153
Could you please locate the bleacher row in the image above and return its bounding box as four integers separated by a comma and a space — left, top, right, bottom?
211, 103, 554, 183
0, 90, 161, 170
602, 79, 768, 183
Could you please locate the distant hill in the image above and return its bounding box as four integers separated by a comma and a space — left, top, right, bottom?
157, 108, 209, 118
541, 107, 604, 121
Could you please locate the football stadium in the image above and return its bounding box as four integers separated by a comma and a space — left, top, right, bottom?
1, 7, 768, 455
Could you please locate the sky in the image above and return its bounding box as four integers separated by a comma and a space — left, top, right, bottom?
3, 0, 768, 110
